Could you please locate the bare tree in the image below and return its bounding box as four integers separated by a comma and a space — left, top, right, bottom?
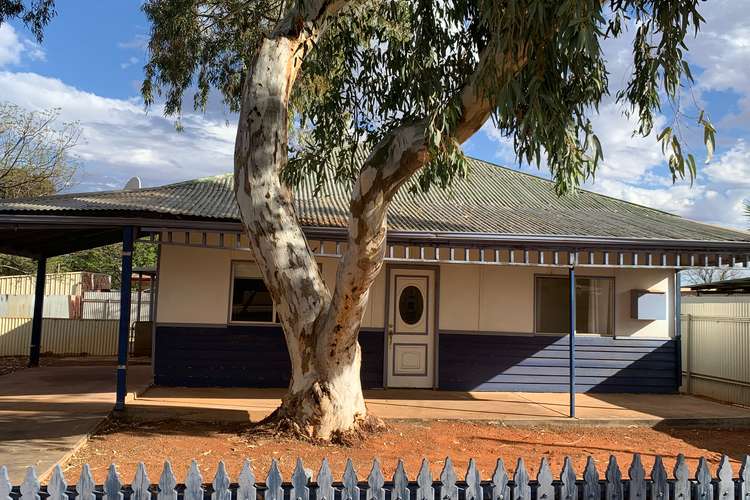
683, 268, 740, 285
0, 102, 80, 199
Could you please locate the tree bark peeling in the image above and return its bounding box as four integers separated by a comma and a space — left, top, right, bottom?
233, 0, 530, 442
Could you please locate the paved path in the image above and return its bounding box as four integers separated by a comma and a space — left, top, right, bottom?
0, 364, 151, 483
132, 386, 750, 425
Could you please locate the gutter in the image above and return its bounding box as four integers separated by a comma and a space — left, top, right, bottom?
306, 227, 750, 253
2, 213, 750, 253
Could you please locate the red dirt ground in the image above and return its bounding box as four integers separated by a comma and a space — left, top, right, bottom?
62, 418, 750, 482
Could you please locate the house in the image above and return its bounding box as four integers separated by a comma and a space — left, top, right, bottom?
1, 158, 749, 411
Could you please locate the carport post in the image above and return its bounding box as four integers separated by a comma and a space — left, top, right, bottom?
569, 265, 576, 418
115, 226, 134, 410
28, 256, 46, 367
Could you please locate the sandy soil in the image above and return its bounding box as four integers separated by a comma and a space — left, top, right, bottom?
62, 418, 750, 483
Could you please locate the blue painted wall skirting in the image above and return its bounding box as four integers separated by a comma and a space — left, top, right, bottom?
438, 333, 678, 393
154, 325, 676, 393
154, 324, 384, 388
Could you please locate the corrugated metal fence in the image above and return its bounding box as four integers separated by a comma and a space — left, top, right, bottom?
0, 294, 78, 318
681, 295, 750, 405
0, 317, 118, 356
0, 290, 151, 356
0, 292, 151, 321
0, 272, 111, 296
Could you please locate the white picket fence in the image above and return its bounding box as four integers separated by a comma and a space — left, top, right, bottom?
2, 454, 747, 500
681, 296, 750, 405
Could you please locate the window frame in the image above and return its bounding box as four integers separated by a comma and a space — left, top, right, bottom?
227, 259, 279, 325
533, 274, 616, 337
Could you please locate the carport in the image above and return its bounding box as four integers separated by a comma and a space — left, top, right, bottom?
0, 218, 138, 409
0, 209, 247, 410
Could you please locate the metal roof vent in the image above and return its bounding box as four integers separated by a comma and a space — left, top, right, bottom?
123, 176, 142, 191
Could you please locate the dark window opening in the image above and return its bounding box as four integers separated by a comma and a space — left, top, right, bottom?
230, 261, 278, 323
535, 276, 613, 335
399, 285, 424, 325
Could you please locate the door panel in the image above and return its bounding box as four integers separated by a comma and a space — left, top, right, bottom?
387, 268, 435, 388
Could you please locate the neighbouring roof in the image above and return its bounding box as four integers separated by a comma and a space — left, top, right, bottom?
0, 157, 749, 244
689, 276, 750, 293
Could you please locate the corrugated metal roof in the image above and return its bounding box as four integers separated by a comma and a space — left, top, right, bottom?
1, 158, 748, 243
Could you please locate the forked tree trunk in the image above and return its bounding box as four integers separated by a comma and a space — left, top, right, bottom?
233, 3, 373, 441
233, 1, 512, 441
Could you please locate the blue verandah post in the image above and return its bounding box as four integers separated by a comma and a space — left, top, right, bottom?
115, 226, 134, 410
569, 265, 576, 417
675, 269, 682, 391
28, 256, 46, 367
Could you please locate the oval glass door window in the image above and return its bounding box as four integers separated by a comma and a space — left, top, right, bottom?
399, 285, 424, 325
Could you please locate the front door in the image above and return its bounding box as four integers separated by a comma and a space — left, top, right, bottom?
386, 268, 435, 388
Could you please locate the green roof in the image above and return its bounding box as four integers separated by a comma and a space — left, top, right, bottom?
0, 158, 748, 243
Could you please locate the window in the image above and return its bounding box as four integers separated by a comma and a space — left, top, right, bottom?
230, 262, 277, 323
399, 285, 424, 325
535, 276, 613, 335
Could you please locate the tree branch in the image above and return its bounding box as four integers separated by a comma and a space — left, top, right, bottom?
319, 42, 530, 363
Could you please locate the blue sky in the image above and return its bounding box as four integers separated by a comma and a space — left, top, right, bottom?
1, 1, 749, 230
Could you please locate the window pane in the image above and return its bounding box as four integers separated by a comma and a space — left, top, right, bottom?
536, 277, 569, 334
536, 276, 613, 335
234, 261, 263, 279
231, 277, 274, 322
576, 278, 612, 335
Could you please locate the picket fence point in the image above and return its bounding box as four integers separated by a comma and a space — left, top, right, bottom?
5, 453, 750, 500
0, 466, 11, 500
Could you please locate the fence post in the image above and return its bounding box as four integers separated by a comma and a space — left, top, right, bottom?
685, 314, 693, 394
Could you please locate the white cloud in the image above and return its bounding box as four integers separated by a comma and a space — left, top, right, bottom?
704, 140, 750, 187
120, 56, 139, 70
685, 1, 750, 96
118, 34, 148, 51
0, 24, 24, 66
588, 102, 667, 182
584, 139, 750, 229
0, 71, 237, 190
0, 24, 45, 68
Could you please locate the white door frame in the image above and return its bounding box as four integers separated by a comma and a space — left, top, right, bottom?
383, 264, 440, 389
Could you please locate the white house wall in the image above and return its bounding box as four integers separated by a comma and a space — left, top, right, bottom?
153, 235, 678, 392
156, 242, 386, 328
156, 237, 673, 338
438, 264, 673, 338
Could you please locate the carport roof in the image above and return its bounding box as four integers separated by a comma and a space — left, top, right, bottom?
0, 157, 749, 258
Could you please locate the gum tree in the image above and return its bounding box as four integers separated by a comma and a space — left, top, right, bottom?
1, 0, 716, 441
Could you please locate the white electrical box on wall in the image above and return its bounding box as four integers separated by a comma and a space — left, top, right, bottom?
630, 290, 666, 320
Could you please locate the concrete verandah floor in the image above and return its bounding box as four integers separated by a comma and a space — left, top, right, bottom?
0, 363, 152, 483
130, 386, 750, 425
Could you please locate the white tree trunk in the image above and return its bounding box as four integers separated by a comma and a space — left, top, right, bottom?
233, 2, 372, 441
232, 1, 522, 441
